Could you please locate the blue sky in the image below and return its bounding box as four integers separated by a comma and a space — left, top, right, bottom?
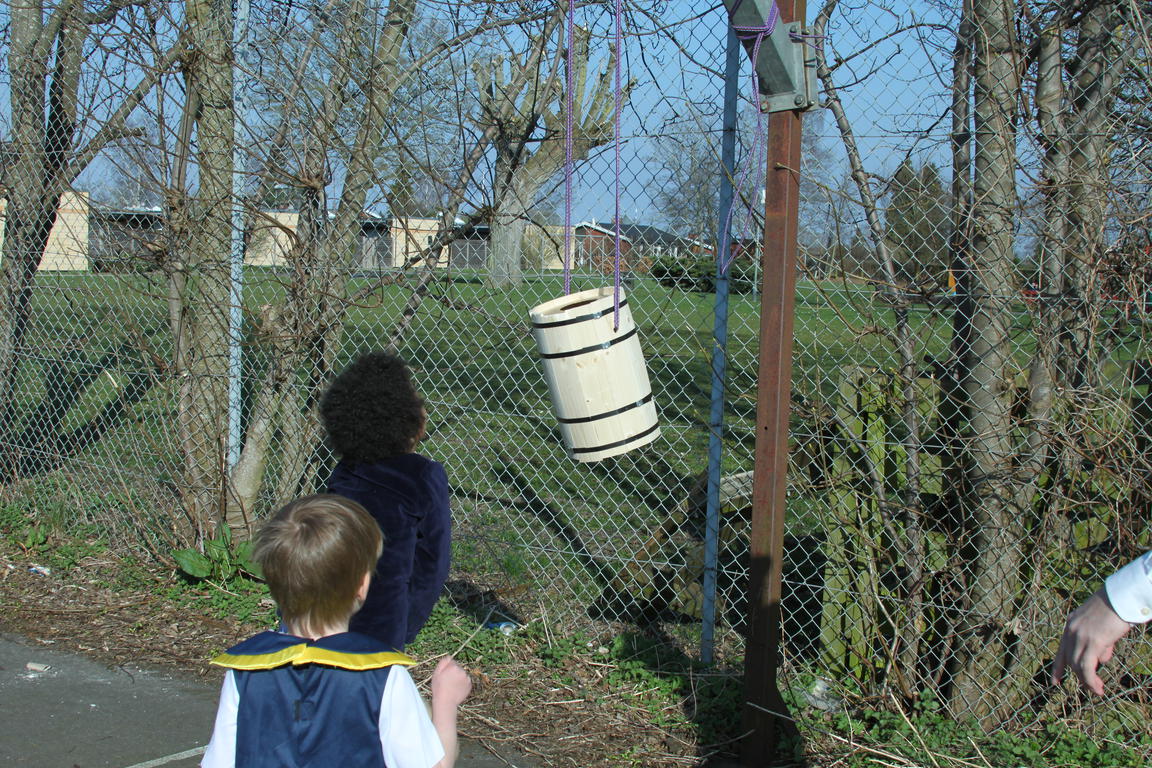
560, 1, 957, 226
5, 0, 959, 234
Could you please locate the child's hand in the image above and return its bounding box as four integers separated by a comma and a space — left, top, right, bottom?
431, 656, 472, 708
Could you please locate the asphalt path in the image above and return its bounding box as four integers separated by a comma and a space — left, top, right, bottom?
0, 634, 537, 768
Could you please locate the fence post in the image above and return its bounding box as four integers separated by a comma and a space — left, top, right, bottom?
701, 24, 744, 667
227, 0, 250, 471
741, 0, 806, 761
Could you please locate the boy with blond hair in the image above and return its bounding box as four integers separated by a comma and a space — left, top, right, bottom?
201, 494, 471, 768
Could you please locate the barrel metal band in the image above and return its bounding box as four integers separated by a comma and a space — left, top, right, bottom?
557, 393, 653, 425
570, 422, 660, 456
531, 298, 630, 330
537, 326, 637, 359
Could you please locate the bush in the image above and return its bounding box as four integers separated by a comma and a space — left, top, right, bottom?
652, 253, 757, 294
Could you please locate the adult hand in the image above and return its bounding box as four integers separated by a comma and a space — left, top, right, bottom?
1052, 587, 1132, 695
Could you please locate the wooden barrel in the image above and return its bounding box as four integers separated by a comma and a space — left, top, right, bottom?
529, 287, 660, 462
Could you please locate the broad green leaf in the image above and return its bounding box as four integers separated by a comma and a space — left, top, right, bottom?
172, 548, 212, 579
235, 540, 262, 578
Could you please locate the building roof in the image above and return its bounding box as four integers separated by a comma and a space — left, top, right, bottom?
578, 220, 713, 252
577, 220, 691, 248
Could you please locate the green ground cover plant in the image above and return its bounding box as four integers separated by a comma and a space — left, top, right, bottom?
3, 497, 1150, 767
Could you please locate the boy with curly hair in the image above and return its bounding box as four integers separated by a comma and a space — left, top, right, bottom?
319, 351, 451, 650
201, 494, 471, 768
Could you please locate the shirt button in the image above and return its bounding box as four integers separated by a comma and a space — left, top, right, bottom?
1142, 607, 1151, 616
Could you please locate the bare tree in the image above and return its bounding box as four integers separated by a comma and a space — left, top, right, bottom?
473, 20, 630, 288
223, 0, 422, 531
648, 105, 727, 240
1, 0, 180, 477
808, 0, 1143, 722
175, 1, 561, 534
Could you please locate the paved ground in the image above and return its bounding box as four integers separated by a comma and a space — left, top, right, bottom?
0, 634, 538, 768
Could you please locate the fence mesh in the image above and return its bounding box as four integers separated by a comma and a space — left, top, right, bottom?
1, 0, 1150, 752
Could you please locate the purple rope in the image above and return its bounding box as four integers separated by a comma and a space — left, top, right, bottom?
731, 3, 779, 42
719, 1, 780, 275
612, 0, 623, 330
563, 0, 576, 296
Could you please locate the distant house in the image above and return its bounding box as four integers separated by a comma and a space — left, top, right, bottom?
245, 210, 298, 267
360, 213, 391, 270
1, 195, 671, 276
387, 216, 452, 269
0, 190, 90, 271
389, 217, 572, 272
446, 220, 489, 270
90, 208, 474, 272
523, 222, 571, 271
575, 220, 702, 275
244, 210, 393, 270
471, 220, 573, 272
90, 206, 164, 271
728, 236, 759, 264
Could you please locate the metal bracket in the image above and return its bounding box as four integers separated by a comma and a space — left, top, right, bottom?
724, 1, 818, 113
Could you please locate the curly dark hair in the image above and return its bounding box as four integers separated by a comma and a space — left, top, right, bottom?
319, 351, 426, 463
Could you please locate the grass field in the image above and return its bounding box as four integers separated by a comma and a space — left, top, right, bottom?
14, 269, 1152, 643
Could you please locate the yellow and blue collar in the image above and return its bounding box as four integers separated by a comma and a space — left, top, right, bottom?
212, 631, 414, 671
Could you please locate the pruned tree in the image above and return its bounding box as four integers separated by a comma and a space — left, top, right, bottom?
472, 20, 631, 288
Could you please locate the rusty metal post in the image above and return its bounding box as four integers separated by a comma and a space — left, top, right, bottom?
740, 1, 806, 762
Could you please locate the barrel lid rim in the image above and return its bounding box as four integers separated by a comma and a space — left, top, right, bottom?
529, 286, 623, 322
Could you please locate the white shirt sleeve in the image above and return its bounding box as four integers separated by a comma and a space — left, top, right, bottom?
1104, 550, 1152, 624
200, 671, 239, 768
378, 666, 445, 768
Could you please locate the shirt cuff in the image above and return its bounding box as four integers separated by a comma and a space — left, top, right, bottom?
1104, 551, 1152, 624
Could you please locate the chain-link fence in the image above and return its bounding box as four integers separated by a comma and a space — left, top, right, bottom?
1, 0, 1150, 750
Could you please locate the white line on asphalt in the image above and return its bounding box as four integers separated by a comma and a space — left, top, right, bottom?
121, 745, 207, 768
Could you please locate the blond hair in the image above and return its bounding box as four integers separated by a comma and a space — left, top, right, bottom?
253, 494, 382, 636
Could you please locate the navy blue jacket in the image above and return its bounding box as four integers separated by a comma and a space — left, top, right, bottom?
327, 453, 452, 649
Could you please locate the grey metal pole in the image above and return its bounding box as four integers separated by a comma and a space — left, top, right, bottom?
227, 0, 249, 470
701, 25, 743, 665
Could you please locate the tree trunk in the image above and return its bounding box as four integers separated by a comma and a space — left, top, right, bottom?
0, 0, 72, 471
944, 0, 1024, 725
172, 0, 235, 537
488, 164, 531, 287
1060, 2, 1129, 391
938, 0, 973, 693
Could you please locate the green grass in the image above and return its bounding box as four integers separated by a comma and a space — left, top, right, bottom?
16, 270, 1152, 653
809, 695, 1152, 768
18, 273, 1152, 549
